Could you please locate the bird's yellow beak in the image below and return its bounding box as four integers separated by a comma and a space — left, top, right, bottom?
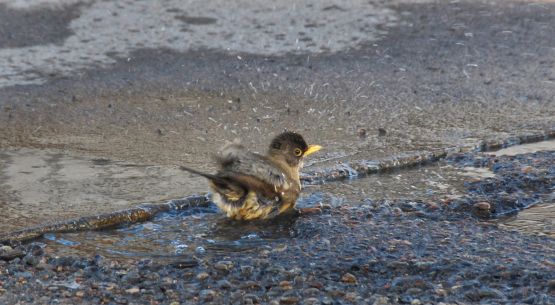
303, 144, 322, 157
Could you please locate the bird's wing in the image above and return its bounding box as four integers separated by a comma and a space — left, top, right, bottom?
180, 165, 247, 201
180, 164, 280, 205
216, 142, 286, 188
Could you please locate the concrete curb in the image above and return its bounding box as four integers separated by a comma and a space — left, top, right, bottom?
0, 195, 210, 244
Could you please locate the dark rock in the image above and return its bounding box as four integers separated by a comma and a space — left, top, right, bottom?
465, 288, 507, 302
122, 271, 142, 285
279, 296, 299, 304
0, 246, 25, 261
199, 289, 216, 301
23, 254, 39, 266
217, 279, 232, 289
240, 265, 254, 276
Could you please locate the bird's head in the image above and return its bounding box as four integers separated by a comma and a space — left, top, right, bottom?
268, 131, 321, 168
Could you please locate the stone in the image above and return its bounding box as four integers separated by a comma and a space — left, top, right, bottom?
214, 260, 233, 271
280, 296, 299, 304
0, 246, 25, 261
372, 295, 390, 305
303, 298, 319, 305
196, 272, 210, 281
217, 279, 232, 289
125, 287, 140, 294
241, 265, 254, 276
280, 281, 293, 290
345, 292, 359, 302
474, 202, 491, 210
199, 289, 216, 301
341, 273, 357, 284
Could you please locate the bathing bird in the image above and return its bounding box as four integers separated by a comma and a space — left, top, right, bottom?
180, 131, 321, 220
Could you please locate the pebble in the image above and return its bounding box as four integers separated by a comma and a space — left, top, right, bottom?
280, 296, 299, 304
474, 202, 491, 210
241, 265, 254, 276
22, 255, 39, 267
243, 293, 260, 303
303, 288, 320, 296
280, 280, 293, 290
321, 297, 333, 305
199, 289, 216, 301
303, 298, 320, 305
357, 128, 367, 138
122, 271, 141, 284
308, 281, 324, 289
125, 287, 140, 294
341, 273, 357, 284
196, 272, 210, 281
0, 246, 25, 261
345, 292, 359, 302
372, 295, 390, 305
217, 279, 232, 289
214, 260, 234, 271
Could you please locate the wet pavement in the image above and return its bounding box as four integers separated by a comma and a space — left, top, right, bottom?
1, 0, 554, 170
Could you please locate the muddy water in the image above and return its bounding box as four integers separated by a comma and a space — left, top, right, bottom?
0, 149, 207, 234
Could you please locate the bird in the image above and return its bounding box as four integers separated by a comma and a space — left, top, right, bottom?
180, 131, 321, 220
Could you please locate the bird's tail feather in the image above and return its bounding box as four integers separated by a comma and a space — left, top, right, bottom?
179, 165, 246, 202
179, 165, 230, 186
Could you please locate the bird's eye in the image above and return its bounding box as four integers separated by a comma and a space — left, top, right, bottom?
294, 148, 303, 156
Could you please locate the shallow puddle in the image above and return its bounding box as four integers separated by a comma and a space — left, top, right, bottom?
489, 139, 555, 156
39, 163, 482, 261
3, 141, 553, 261
0, 148, 207, 234
499, 202, 555, 238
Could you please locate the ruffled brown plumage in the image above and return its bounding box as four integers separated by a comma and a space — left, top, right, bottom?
180, 131, 321, 220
